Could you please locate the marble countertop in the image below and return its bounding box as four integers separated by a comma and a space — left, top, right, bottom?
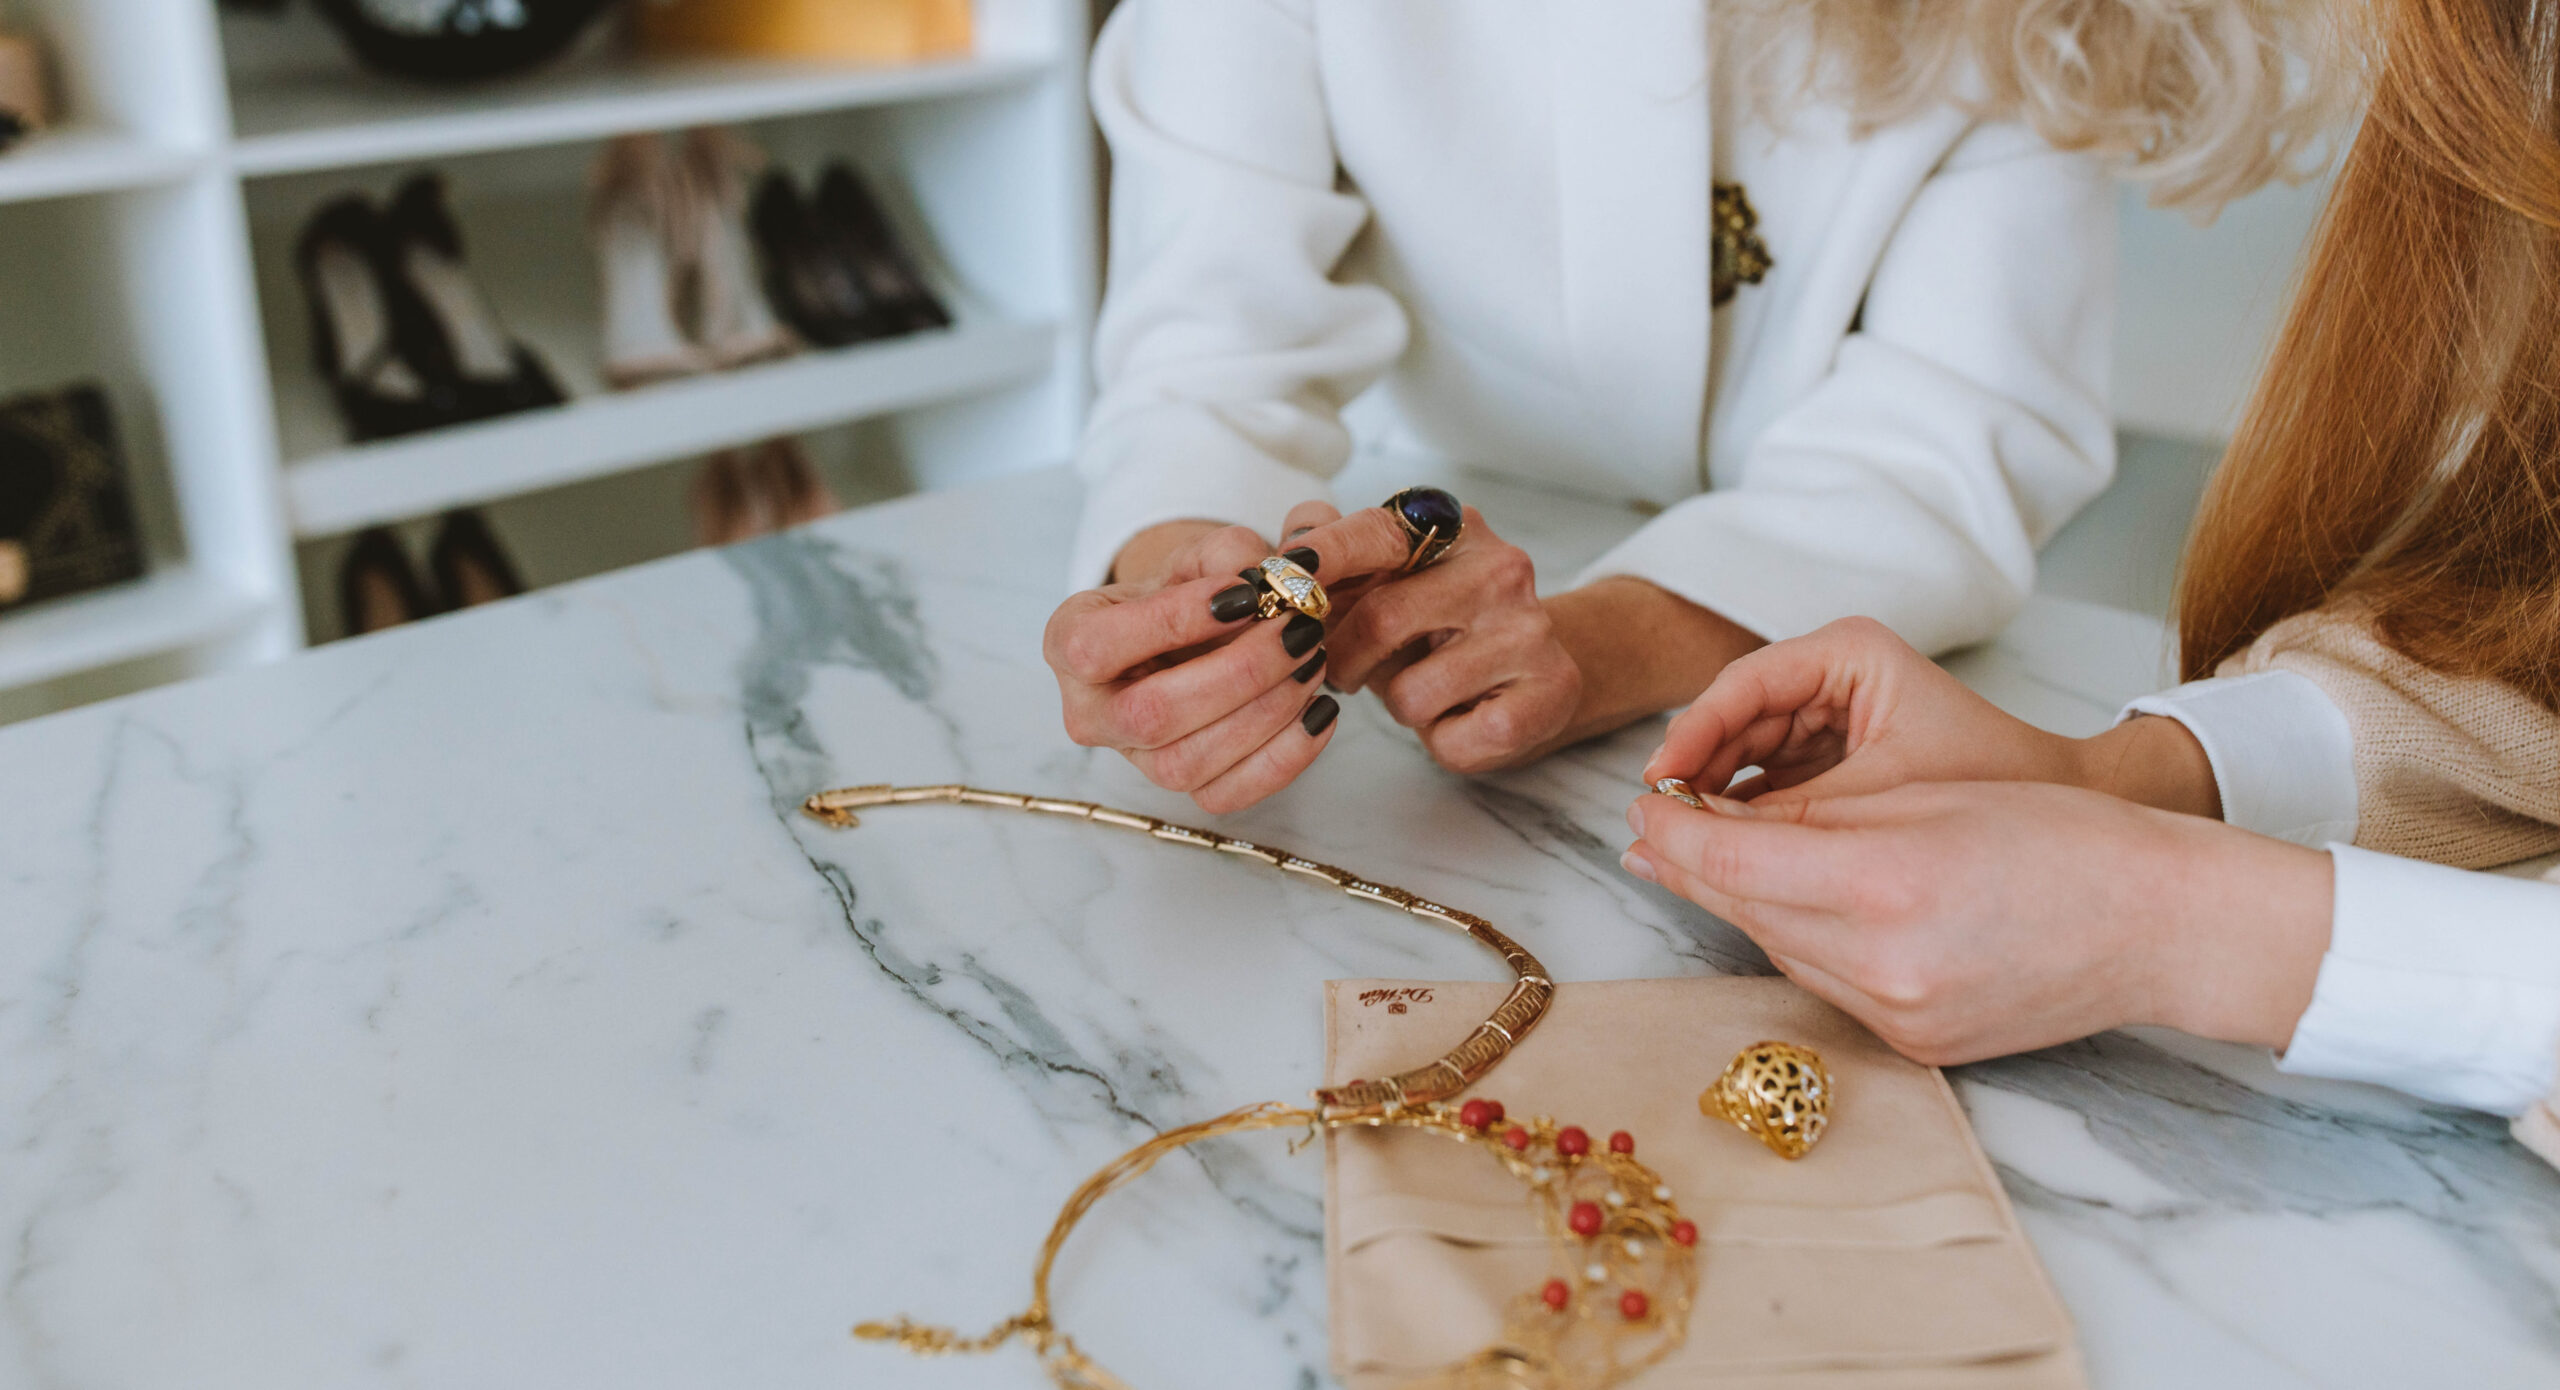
4, 467, 2554, 1389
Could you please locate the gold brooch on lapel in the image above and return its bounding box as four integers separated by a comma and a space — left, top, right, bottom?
1712, 181, 1773, 308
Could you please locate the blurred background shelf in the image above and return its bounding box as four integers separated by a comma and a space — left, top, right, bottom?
0, 126, 202, 204
230, 51, 1055, 177
285, 318, 1057, 537
0, 569, 268, 693
0, 0, 1097, 721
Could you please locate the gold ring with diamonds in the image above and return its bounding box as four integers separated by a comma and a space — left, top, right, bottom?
1650, 777, 1708, 809
1249, 554, 1330, 622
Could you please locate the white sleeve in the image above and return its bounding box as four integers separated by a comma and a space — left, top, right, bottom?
2119, 670, 2359, 847
2275, 846, 2560, 1116
1066, 0, 1411, 588
1574, 121, 2116, 653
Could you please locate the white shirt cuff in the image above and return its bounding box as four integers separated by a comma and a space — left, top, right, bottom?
2276, 845, 2560, 1115
2118, 671, 2357, 847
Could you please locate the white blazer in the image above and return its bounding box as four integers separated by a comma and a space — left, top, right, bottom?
1071, 0, 2118, 655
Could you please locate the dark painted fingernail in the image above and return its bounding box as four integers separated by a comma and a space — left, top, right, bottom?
1282, 613, 1324, 657
1286, 525, 1313, 541
1302, 694, 1340, 737
1211, 583, 1259, 623
1292, 649, 1325, 683
1283, 546, 1320, 574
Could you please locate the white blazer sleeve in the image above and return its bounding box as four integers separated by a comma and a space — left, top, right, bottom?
1577, 121, 2117, 653
2277, 847, 2560, 1116
1067, 0, 1411, 588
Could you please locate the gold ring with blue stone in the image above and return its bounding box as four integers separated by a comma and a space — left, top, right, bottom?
1249, 554, 1330, 622
1383, 486, 1464, 573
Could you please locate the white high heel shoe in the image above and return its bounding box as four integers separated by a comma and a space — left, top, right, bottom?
589, 134, 712, 389
679, 127, 799, 370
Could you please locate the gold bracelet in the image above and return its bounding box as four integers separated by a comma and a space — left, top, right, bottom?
804, 784, 1700, 1390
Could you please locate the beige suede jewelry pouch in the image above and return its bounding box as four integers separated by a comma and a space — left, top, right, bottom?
1325, 976, 2086, 1389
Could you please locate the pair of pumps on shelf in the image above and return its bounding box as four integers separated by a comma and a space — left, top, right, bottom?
297, 174, 567, 444
337, 510, 523, 638
591, 128, 951, 388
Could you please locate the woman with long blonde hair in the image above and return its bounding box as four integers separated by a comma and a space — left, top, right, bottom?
1627, 0, 2560, 1161
1037, 0, 2336, 815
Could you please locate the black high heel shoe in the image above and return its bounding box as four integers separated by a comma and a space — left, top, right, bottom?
312, 0, 616, 85
750, 171, 892, 349
429, 508, 525, 610
339, 527, 437, 636
381, 174, 565, 423
296, 196, 465, 443
814, 164, 952, 333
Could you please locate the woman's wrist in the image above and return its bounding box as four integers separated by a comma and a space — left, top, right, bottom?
2139, 814, 2333, 1049
2070, 715, 2224, 819
1546, 578, 1765, 743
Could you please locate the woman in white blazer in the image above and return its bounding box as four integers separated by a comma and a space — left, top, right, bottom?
1043, 0, 2336, 813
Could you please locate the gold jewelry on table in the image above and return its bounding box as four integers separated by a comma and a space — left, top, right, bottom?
1248, 552, 1331, 622
1384, 485, 1465, 573
1701, 1041, 1833, 1161
805, 783, 1704, 1390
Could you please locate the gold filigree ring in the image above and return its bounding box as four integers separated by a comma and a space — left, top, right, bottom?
1702, 1040, 1833, 1161
1249, 554, 1330, 622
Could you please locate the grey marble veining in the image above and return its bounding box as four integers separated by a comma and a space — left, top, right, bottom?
1, 466, 2553, 1389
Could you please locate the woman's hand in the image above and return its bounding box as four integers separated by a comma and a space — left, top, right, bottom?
1620, 783, 2333, 1064
1046, 522, 1338, 814
1644, 617, 2220, 817
1044, 513, 1415, 814
1284, 502, 1583, 774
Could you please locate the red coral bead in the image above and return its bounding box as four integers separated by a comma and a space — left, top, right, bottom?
1555, 1126, 1591, 1157
1541, 1278, 1571, 1311
1608, 1130, 1635, 1155
1568, 1200, 1603, 1236
1503, 1125, 1531, 1151
1483, 1100, 1506, 1124
1459, 1099, 1495, 1130
1620, 1290, 1650, 1321
1670, 1219, 1698, 1247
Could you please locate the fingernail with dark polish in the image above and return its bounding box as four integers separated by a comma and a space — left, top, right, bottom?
1211, 583, 1259, 623
1283, 546, 1320, 574
1283, 612, 1324, 657
1302, 694, 1341, 737
1292, 649, 1326, 684
1287, 525, 1313, 541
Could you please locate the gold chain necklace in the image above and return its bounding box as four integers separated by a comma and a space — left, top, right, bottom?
804, 784, 1701, 1390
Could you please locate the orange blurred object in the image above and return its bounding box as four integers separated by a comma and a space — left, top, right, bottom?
0, 32, 52, 131
636, 0, 972, 63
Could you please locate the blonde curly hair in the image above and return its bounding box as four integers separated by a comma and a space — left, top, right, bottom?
1728, 0, 2361, 211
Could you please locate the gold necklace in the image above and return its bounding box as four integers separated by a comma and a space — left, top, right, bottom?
804, 784, 1700, 1390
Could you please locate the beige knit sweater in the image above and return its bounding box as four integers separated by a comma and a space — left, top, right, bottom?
2226, 608, 2560, 1164
2227, 608, 2560, 870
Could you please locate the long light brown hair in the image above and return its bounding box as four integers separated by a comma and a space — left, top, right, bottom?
1728, 0, 2351, 209
2177, 0, 2560, 707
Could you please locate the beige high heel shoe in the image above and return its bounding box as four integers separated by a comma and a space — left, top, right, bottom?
679, 127, 799, 370
589, 134, 712, 388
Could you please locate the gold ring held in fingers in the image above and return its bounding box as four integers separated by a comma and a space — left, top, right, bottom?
1702, 1040, 1833, 1160
1253, 554, 1330, 621
1650, 778, 1708, 810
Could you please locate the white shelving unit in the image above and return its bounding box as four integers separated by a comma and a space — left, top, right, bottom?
0, 0, 1096, 719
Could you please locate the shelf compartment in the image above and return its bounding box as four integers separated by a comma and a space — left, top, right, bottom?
283, 317, 1057, 537
0, 127, 204, 205
0, 569, 268, 692
230, 52, 1054, 178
